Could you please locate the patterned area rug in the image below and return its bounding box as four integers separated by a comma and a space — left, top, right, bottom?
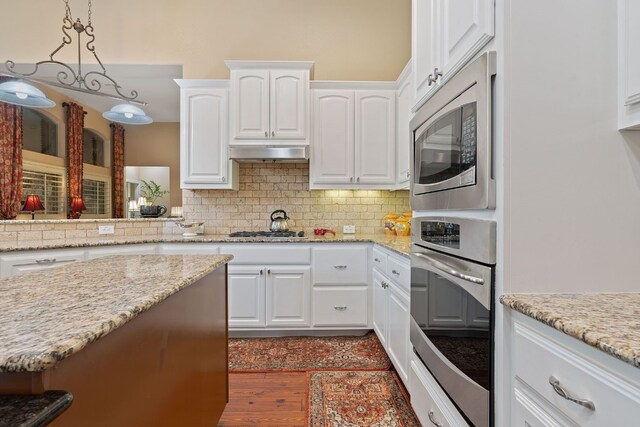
228, 332, 391, 372
308, 371, 420, 427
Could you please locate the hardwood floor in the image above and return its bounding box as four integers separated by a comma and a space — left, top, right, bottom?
218, 373, 308, 427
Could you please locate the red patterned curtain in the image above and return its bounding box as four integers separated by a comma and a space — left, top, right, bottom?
0, 100, 23, 219
65, 102, 85, 216
111, 123, 125, 218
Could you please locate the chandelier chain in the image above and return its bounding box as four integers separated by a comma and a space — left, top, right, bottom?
63, 0, 73, 22
88, 0, 92, 26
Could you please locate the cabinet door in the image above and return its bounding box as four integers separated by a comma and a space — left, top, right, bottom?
228, 265, 266, 328
412, 0, 440, 109
439, 0, 494, 78
619, 0, 640, 129
372, 271, 388, 348
310, 90, 355, 185
396, 75, 412, 186
387, 282, 410, 384
232, 70, 270, 139
270, 70, 307, 139
355, 91, 396, 184
180, 87, 232, 188
266, 266, 311, 327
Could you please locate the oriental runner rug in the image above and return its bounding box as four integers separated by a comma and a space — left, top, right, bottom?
308, 371, 420, 427
228, 332, 391, 372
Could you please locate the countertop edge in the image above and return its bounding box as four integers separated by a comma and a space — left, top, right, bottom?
0, 255, 233, 373
500, 294, 640, 369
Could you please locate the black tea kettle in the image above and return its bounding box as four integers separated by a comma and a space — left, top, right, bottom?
270, 210, 290, 232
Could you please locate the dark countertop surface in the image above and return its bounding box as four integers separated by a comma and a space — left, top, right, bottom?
0, 391, 72, 427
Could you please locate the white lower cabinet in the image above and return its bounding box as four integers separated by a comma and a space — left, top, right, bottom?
372, 247, 411, 386
410, 354, 470, 427
312, 286, 368, 327
85, 244, 157, 259
508, 311, 640, 427
228, 264, 311, 329
0, 249, 86, 278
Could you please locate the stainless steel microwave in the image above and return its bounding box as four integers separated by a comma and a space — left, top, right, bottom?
410, 52, 496, 211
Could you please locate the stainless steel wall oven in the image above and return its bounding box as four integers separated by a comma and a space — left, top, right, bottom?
410, 216, 496, 427
410, 52, 496, 211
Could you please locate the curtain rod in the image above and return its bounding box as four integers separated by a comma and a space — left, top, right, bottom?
61, 102, 88, 116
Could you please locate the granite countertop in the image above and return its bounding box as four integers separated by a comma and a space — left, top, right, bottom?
0, 254, 232, 373
500, 293, 640, 369
0, 391, 73, 427
0, 234, 411, 257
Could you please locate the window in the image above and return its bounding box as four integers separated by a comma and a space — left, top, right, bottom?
22, 168, 65, 215
82, 177, 111, 216
22, 109, 58, 156
83, 129, 105, 167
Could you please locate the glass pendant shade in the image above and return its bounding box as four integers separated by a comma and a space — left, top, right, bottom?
102, 103, 153, 125
0, 80, 55, 108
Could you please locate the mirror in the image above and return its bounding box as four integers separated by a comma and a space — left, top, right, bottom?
124, 167, 171, 219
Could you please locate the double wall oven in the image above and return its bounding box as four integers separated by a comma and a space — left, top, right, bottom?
409, 52, 497, 427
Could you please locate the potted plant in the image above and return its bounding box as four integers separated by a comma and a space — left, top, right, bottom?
139, 180, 168, 218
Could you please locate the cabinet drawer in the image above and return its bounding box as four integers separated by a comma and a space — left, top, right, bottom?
372, 247, 388, 272
222, 245, 311, 264
157, 243, 220, 255
387, 255, 410, 293
0, 249, 85, 278
513, 320, 640, 426
312, 287, 368, 327
86, 244, 157, 259
313, 246, 368, 285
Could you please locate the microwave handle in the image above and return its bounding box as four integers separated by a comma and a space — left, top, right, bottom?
413, 253, 484, 285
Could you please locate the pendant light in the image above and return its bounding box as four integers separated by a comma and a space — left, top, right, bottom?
0, 80, 55, 108
102, 103, 153, 125
1, 0, 151, 124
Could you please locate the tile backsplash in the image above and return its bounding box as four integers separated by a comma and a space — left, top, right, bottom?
182, 163, 410, 235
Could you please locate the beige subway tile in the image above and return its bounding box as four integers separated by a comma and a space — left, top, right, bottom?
124, 228, 142, 236
29, 223, 56, 231
5, 224, 31, 232
0, 232, 18, 242
17, 230, 43, 240
42, 230, 67, 240
65, 230, 87, 239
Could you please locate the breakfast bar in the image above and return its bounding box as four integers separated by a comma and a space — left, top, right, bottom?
0, 254, 232, 426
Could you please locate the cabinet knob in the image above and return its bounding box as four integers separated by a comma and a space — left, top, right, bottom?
406, 171, 410, 178
433, 67, 443, 80
350, 177, 354, 182
265, 131, 268, 137
374, 258, 381, 262
549, 376, 596, 410
271, 131, 275, 137
427, 74, 435, 86
222, 176, 226, 182
356, 177, 360, 182
267, 269, 271, 274
260, 269, 264, 275
392, 269, 400, 276
427, 410, 443, 427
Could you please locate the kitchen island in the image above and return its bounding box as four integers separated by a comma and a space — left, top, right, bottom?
0, 254, 232, 426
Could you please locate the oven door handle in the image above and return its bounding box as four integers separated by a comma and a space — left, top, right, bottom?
413, 253, 485, 285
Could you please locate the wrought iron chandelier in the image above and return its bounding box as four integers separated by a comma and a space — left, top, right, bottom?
0, 0, 152, 125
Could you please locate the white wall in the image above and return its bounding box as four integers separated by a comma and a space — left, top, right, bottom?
503, 0, 640, 293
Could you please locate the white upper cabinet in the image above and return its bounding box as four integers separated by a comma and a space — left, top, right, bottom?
618, 0, 640, 130
311, 90, 355, 184
396, 62, 413, 188
226, 61, 313, 143
310, 83, 396, 189
355, 91, 396, 184
176, 80, 238, 190
412, 0, 494, 111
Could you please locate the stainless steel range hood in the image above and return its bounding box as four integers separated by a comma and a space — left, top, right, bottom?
229, 146, 309, 162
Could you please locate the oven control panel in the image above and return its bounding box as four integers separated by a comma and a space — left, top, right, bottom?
421, 221, 460, 249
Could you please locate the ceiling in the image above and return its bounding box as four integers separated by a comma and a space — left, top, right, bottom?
3, 63, 183, 123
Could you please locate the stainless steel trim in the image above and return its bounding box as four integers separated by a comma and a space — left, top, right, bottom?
410, 51, 496, 211
14, 259, 76, 267
411, 318, 489, 427
428, 410, 443, 427
414, 253, 484, 285
411, 250, 492, 310
549, 376, 596, 411
411, 216, 497, 265
229, 146, 309, 162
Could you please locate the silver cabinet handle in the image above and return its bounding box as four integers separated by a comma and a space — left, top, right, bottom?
350, 177, 354, 182
549, 376, 595, 411
271, 130, 275, 137
334, 306, 347, 311
36, 258, 57, 264
333, 265, 347, 270
356, 177, 360, 182
222, 176, 226, 182
260, 269, 264, 275
267, 269, 271, 274
427, 74, 435, 86
264, 131, 268, 137
433, 67, 443, 80
391, 269, 400, 276
15, 259, 76, 267
374, 258, 381, 262
406, 171, 410, 178
427, 410, 443, 427
414, 253, 485, 285
381, 281, 389, 289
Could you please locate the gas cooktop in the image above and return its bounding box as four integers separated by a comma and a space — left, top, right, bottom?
228, 231, 305, 238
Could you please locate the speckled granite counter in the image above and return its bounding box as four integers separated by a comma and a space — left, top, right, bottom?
500, 293, 640, 369
0, 254, 232, 373
0, 234, 411, 257
0, 391, 73, 427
